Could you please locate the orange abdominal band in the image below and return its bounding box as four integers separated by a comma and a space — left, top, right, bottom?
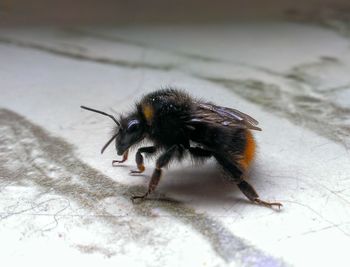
239, 130, 256, 170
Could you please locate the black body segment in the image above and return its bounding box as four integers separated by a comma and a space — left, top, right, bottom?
188, 147, 213, 158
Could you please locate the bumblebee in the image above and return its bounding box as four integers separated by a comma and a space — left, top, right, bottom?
81, 89, 282, 208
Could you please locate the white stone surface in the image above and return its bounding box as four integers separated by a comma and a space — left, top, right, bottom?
1, 21, 350, 267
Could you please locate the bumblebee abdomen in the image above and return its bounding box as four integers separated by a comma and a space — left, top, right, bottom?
239, 130, 256, 170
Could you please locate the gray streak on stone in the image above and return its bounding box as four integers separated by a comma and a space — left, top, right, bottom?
0, 36, 175, 71
0, 108, 285, 266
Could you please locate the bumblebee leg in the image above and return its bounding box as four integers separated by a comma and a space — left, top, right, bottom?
131, 145, 178, 202
215, 154, 282, 209
188, 147, 213, 158
130, 146, 157, 174
237, 180, 282, 209
112, 150, 129, 165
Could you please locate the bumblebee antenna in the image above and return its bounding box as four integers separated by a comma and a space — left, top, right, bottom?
100, 133, 119, 154
80, 105, 120, 126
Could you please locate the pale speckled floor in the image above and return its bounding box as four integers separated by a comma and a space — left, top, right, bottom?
1, 20, 350, 267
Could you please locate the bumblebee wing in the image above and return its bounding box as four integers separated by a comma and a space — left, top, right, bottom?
188, 102, 262, 131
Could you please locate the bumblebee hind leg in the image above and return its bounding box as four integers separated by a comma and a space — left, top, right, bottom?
215, 154, 282, 209
237, 180, 282, 209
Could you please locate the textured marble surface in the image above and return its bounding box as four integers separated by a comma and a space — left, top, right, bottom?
1, 21, 350, 266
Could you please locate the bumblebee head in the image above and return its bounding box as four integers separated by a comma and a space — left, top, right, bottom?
80, 106, 145, 156
116, 114, 145, 155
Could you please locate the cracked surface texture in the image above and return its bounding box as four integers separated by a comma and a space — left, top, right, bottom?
1, 20, 350, 266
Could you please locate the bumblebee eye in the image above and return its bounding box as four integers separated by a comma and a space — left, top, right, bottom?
127, 119, 140, 132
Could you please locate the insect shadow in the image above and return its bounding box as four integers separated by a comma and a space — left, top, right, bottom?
129, 161, 256, 206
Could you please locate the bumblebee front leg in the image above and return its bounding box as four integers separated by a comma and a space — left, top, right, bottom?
131, 145, 178, 202
112, 150, 129, 165
130, 146, 157, 174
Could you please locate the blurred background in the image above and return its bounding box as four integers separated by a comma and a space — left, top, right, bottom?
1, 0, 350, 25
